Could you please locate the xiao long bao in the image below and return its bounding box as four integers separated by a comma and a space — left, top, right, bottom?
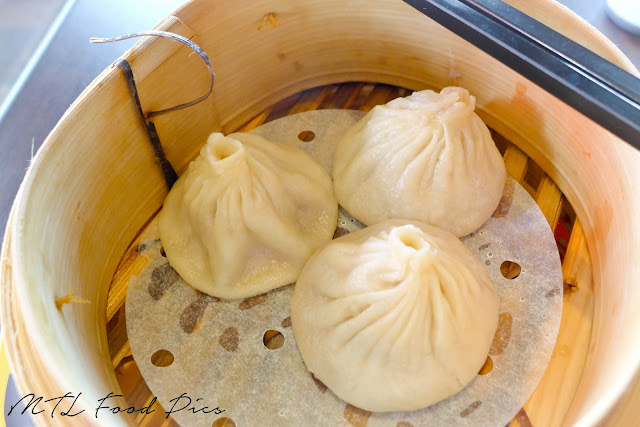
291, 220, 500, 412
333, 87, 506, 237
159, 132, 338, 300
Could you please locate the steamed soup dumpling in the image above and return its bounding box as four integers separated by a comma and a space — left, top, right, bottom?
291, 219, 500, 412
333, 87, 506, 237
159, 132, 338, 300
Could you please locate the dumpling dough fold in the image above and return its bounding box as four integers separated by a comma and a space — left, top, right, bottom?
159, 132, 338, 300
333, 87, 506, 237
291, 219, 500, 412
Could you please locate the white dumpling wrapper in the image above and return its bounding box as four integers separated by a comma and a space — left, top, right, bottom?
291, 219, 500, 412
333, 87, 506, 237
159, 132, 338, 300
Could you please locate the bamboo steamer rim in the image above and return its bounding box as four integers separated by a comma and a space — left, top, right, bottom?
1, 0, 639, 426
505, 3, 639, 426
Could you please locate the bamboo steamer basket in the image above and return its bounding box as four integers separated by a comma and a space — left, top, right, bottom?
2, 0, 639, 425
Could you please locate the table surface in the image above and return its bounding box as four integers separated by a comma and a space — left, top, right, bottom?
0, 0, 638, 423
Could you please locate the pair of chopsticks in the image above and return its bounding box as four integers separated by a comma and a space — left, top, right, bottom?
402, 0, 640, 150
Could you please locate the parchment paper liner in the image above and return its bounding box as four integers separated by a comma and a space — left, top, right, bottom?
126, 110, 563, 426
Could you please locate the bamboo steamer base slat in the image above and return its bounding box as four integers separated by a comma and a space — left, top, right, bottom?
106, 82, 592, 426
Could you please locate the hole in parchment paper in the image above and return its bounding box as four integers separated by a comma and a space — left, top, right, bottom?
478, 355, 493, 375
500, 261, 521, 279
263, 330, 285, 350
150, 349, 174, 367
160, 247, 166, 257
298, 130, 315, 142
212, 417, 236, 427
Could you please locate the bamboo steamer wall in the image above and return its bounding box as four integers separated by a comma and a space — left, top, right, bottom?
1, 0, 639, 425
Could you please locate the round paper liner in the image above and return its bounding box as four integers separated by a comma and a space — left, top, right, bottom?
126, 110, 563, 426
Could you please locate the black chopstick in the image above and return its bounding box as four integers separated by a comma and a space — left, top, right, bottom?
402, 0, 640, 150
